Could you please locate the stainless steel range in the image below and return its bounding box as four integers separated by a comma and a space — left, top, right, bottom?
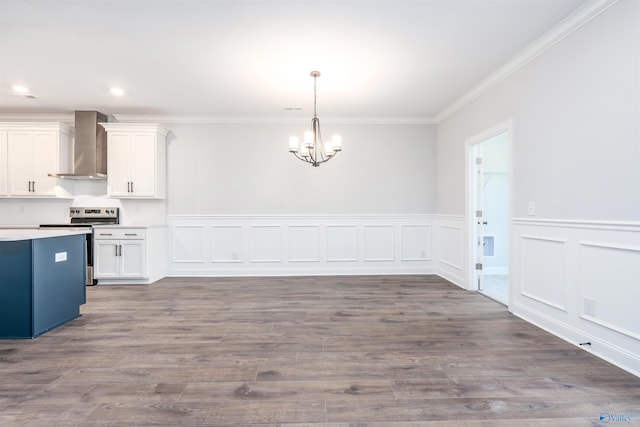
40, 207, 119, 285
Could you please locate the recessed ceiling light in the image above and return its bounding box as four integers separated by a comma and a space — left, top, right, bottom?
284, 106, 302, 111
110, 87, 125, 96
12, 85, 29, 94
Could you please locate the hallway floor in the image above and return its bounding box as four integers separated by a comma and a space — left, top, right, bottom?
482, 274, 509, 305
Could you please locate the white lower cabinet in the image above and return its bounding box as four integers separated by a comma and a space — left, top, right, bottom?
94, 228, 146, 280
93, 226, 166, 284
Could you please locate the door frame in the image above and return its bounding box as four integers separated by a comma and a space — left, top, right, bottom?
465, 119, 513, 308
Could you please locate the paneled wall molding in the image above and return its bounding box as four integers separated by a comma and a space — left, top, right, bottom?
167, 214, 437, 277
579, 241, 640, 253
436, 215, 466, 289
580, 314, 640, 342
520, 291, 567, 313
513, 218, 640, 376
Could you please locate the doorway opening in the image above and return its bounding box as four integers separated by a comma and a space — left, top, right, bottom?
467, 122, 511, 306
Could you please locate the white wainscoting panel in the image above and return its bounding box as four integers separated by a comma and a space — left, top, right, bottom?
250, 225, 282, 263
436, 216, 465, 288
401, 225, 432, 261
326, 225, 358, 262
520, 235, 568, 312
171, 225, 206, 263
439, 225, 463, 270
364, 225, 395, 262
168, 214, 436, 276
579, 241, 640, 340
512, 218, 640, 377
288, 225, 320, 262
211, 225, 243, 263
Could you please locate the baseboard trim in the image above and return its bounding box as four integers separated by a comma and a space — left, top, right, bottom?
513, 302, 640, 377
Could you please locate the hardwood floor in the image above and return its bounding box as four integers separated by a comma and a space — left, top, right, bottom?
1, 275, 639, 426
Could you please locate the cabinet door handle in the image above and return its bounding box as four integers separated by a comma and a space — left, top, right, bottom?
99, 233, 113, 236
124, 233, 138, 236
32, 181, 36, 192
130, 181, 134, 193
119, 244, 123, 256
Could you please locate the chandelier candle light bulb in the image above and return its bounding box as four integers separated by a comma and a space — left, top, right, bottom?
288, 71, 342, 167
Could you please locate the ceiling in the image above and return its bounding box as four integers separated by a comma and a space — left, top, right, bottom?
0, 0, 587, 122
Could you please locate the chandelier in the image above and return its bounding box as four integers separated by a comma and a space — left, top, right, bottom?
288, 71, 342, 167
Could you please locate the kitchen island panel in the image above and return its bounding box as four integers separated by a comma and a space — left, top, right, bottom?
0, 240, 33, 338
32, 234, 86, 336
0, 232, 86, 338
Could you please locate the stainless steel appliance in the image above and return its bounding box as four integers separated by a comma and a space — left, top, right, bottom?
40, 207, 119, 285
48, 111, 109, 180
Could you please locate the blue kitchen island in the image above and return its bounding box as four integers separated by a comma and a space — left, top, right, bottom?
0, 229, 88, 338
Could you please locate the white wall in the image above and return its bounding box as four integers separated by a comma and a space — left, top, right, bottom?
438, 0, 639, 221
165, 122, 439, 276
166, 123, 437, 215
436, 0, 640, 375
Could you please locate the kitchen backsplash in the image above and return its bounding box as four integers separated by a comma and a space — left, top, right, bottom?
0, 181, 167, 226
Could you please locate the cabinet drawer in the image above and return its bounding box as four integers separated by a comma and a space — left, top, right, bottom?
94, 228, 146, 240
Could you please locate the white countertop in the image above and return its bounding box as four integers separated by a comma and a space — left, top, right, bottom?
0, 228, 91, 242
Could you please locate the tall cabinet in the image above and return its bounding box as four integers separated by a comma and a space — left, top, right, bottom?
0, 122, 72, 197
100, 123, 169, 199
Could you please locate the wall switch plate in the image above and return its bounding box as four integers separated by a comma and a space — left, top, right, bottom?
584, 297, 596, 317
527, 202, 536, 216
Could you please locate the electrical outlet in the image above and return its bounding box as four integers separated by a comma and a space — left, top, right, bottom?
584, 297, 596, 317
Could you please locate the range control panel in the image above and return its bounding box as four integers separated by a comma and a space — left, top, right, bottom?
69, 207, 119, 220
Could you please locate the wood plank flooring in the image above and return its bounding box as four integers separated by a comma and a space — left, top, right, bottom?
1, 275, 639, 426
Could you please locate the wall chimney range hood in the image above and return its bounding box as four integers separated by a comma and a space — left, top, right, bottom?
50, 111, 108, 180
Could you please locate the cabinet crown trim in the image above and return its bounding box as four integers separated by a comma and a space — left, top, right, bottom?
0, 122, 72, 134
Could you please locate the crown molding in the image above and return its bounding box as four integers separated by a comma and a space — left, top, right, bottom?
0, 113, 435, 126
435, 0, 619, 123
0, 113, 74, 123
111, 114, 437, 125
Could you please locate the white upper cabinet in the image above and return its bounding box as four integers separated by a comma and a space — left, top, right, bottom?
0, 123, 72, 197
101, 123, 169, 199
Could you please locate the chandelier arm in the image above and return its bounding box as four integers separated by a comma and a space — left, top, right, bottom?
290, 152, 313, 164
